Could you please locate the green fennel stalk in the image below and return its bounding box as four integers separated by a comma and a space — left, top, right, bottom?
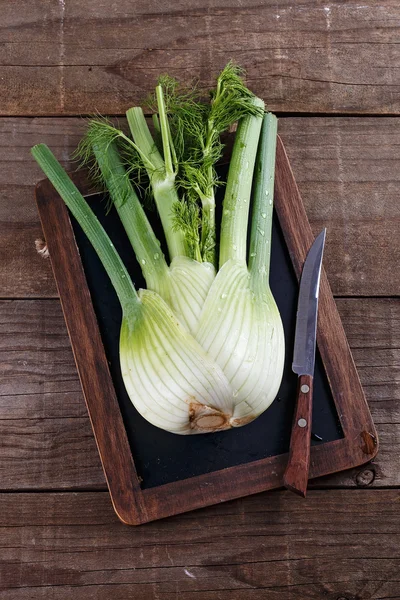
92, 139, 168, 291
92, 136, 215, 334
219, 96, 265, 266
31, 144, 138, 312
249, 112, 278, 291
125, 105, 189, 261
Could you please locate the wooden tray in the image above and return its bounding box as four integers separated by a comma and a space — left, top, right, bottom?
35, 137, 378, 525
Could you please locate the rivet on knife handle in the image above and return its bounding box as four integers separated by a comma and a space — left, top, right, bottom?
283, 374, 313, 497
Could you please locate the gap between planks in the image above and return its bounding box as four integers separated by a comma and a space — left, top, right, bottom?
2, 112, 400, 119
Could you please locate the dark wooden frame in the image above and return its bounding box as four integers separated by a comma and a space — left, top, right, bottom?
35, 137, 378, 525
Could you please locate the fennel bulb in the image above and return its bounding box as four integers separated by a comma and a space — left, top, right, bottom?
31, 64, 285, 435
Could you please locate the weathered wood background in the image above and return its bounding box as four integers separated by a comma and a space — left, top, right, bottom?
1, 1, 399, 598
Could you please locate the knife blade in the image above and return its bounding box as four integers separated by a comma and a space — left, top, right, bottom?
283, 228, 326, 497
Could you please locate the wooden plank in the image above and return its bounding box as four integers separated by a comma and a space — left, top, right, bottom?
0, 118, 82, 297
0, 297, 398, 490
279, 118, 400, 296
1, 1, 400, 115
1, 116, 400, 298
0, 418, 104, 491
0, 490, 399, 598
0, 299, 105, 490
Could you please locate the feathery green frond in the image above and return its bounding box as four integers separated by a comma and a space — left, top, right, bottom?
172, 196, 202, 262
148, 63, 264, 266
209, 62, 263, 137
73, 117, 154, 212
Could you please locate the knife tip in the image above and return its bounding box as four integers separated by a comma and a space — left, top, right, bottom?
317, 227, 327, 244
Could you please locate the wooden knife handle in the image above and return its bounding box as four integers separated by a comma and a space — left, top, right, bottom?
283, 373, 313, 497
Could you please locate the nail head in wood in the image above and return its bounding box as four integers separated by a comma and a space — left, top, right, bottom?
356, 468, 375, 487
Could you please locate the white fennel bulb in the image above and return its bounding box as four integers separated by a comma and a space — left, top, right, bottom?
31, 64, 285, 435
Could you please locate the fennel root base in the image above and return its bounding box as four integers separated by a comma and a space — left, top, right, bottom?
189, 401, 255, 433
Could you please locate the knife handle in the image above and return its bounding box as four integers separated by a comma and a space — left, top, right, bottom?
283, 374, 313, 498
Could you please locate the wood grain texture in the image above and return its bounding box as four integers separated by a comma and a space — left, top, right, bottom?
1, 1, 400, 115
279, 118, 400, 296
0, 118, 82, 297
0, 298, 105, 489
2, 116, 399, 298
0, 490, 399, 598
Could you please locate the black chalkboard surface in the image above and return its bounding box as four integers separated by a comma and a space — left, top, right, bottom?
36, 137, 377, 524
70, 189, 342, 490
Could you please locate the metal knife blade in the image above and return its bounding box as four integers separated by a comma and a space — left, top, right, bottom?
292, 228, 326, 377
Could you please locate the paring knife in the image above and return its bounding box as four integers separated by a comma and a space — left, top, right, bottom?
283, 228, 326, 497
